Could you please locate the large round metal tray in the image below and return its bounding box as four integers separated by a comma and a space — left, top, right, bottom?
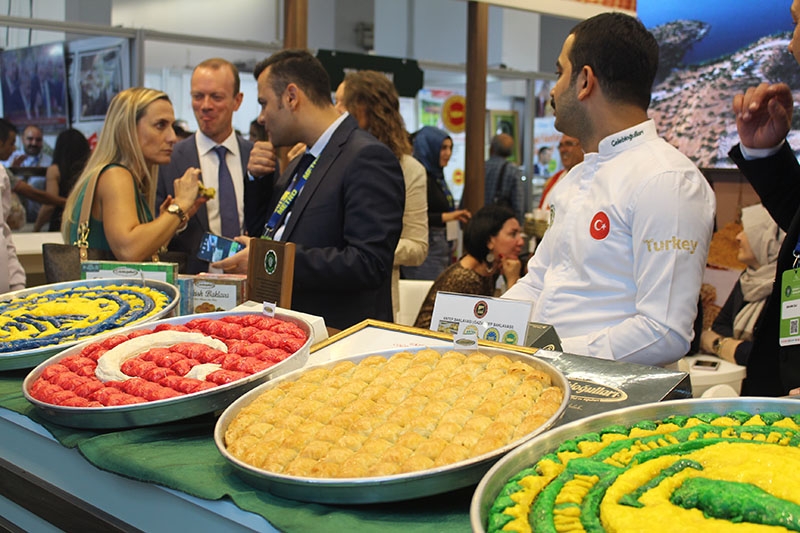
23, 310, 312, 429
214, 345, 570, 504
470, 397, 800, 532
0, 278, 179, 371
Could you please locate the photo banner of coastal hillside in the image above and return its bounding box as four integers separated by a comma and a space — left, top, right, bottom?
640, 0, 798, 168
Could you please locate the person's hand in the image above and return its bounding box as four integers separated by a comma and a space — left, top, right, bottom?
173, 167, 201, 211
211, 236, 251, 274
789, 387, 800, 396
499, 254, 522, 286
11, 154, 26, 167
733, 82, 793, 149
286, 142, 307, 162
247, 140, 278, 177
443, 209, 471, 224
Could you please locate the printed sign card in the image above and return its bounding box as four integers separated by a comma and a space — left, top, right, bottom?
428, 291, 532, 345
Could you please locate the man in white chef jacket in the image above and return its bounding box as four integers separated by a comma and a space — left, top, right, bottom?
503, 13, 715, 367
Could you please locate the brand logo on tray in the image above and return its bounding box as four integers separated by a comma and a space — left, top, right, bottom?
569, 379, 628, 402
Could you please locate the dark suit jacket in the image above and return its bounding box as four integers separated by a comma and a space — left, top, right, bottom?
730, 142, 800, 396
157, 133, 274, 274
276, 115, 405, 330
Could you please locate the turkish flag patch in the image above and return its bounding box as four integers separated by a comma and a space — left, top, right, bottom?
590, 211, 610, 240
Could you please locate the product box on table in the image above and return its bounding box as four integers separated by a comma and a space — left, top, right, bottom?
81, 261, 179, 285
554, 352, 692, 424
177, 273, 247, 315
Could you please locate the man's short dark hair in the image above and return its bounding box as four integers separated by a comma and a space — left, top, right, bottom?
0, 118, 17, 142
253, 49, 332, 107
569, 12, 658, 110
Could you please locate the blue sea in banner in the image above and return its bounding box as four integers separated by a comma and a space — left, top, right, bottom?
639, 0, 794, 64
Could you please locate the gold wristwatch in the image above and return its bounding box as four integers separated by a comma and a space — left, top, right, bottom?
166, 203, 187, 223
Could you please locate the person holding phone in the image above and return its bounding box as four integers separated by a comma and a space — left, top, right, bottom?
157, 58, 276, 274
196, 231, 243, 263
61, 88, 204, 262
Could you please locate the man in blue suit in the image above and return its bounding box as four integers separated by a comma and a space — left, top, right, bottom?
213, 50, 405, 330
157, 58, 276, 274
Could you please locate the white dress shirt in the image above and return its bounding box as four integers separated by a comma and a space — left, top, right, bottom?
194, 131, 245, 236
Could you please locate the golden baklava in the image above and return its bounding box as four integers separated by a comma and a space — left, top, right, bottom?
224, 349, 564, 478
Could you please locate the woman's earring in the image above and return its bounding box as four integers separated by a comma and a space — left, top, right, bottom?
486, 252, 495, 265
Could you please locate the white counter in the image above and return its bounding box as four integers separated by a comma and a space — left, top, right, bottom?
12, 231, 63, 287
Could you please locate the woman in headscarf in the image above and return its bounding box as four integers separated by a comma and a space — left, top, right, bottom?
401, 126, 470, 281
700, 203, 785, 365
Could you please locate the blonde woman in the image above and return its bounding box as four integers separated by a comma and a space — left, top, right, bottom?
62, 87, 202, 261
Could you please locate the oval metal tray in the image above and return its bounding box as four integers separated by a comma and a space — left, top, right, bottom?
0, 278, 179, 371
23, 310, 312, 429
470, 397, 800, 532
214, 345, 570, 504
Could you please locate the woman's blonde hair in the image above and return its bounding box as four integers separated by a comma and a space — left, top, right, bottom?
62, 87, 171, 240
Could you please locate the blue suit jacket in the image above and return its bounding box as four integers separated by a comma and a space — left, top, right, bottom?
157, 133, 274, 274
276, 115, 405, 330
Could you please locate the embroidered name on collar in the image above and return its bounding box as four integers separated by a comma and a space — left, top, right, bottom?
610, 129, 644, 147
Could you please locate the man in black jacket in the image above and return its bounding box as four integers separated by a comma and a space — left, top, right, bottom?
727, 0, 800, 396
212, 50, 404, 330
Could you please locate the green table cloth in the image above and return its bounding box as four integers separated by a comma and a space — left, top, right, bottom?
0, 371, 474, 532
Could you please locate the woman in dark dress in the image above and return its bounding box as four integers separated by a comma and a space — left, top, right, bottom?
414, 205, 523, 329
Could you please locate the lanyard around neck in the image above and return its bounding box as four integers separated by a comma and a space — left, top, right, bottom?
262, 155, 318, 239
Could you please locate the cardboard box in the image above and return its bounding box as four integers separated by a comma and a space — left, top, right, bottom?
525, 322, 561, 351
554, 352, 691, 425
177, 275, 194, 316
178, 273, 247, 315
81, 261, 179, 285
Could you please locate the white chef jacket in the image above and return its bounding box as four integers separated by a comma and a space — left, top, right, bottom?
504, 120, 715, 366
0, 166, 25, 294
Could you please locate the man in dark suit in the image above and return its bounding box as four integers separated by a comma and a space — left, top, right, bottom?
157, 57, 275, 274
213, 50, 405, 330
726, 0, 800, 396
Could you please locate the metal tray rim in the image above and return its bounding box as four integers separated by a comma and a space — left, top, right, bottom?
214, 345, 571, 504
0, 278, 179, 371
469, 396, 800, 532
22, 310, 313, 429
